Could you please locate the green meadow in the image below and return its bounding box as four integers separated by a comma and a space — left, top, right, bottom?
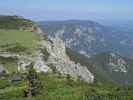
0, 73, 133, 100
0, 29, 40, 73
0, 30, 40, 53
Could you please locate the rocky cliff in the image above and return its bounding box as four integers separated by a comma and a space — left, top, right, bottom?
0, 17, 94, 83
0, 35, 94, 83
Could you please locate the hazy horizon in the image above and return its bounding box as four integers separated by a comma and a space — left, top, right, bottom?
0, 0, 133, 25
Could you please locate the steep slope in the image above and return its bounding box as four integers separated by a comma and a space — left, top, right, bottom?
90, 52, 133, 86
38, 20, 112, 58
66, 48, 116, 84
0, 16, 94, 83
39, 20, 133, 59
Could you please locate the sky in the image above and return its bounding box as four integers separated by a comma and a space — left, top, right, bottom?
0, 0, 133, 23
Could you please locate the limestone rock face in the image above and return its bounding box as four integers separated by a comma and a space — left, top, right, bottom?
40, 36, 94, 83
17, 59, 31, 71
34, 50, 50, 73
0, 34, 94, 83
108, 53, 128, 73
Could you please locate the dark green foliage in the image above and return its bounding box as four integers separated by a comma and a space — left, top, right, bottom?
0, 16, 33, 29
47, 64, 57, 73
5, 43, 27, 53
0, 79, 10, 89
66, 74, 73, 86
90, 52, 133, 86
66, 48, 133, 85
41, 48, 50, 61
24, 64, 43, 97
0, 73, 133, 100
66, 48, 91, 66
66, 48, 112, 84
66, 48, 95, 75
0, 56, 18, 73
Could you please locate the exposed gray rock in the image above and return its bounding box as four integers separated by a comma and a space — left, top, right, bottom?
0, 65, 7, 75
10, 74, 22, 82
108, 53, 128, 73
17, 60, 31, 71
40, 36, 94, 83
0, 35, 94, 83
34, 50, 50, 73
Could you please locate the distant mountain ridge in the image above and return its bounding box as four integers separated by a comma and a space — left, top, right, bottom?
66, 48, 133, 85
39, 20, 133, 86
0, 16, 94, 83
39, 20, 133, 59
0, 16, 133, 100
90, 52, 133, 86
39, 20, 110, 57
1, 16, 133, 86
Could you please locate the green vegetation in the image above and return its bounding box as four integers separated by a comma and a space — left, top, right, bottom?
66, 48, 128, 85
5, 43, 27, 53
24, 64, 42, 97
47, 64, 57, 73
0, 72, 133, 100
90, 52, 133, 86
66, 48, 92, 66
66, 48, 113, 84
0, 57, 18, 73
0, 16, 39, 53
0, 30, 40, 53
0, 16, 40, 73
66, 74, 73, 86
0, 79, 27, 100
0, 16, 33, 29
41, 48, 50, 61
0, 16, 133, 100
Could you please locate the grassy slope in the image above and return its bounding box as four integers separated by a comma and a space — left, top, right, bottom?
0, 29, 40, 73
0, 57, 18, 73
0, 30, 40, 73
0, 16, 33, 29
0, 73, 133, 100
0, 30, 40, 53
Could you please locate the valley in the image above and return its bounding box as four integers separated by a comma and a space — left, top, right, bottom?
0, 16, 133, 100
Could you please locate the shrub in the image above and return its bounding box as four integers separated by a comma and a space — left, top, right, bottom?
41, 48, 50, 61
5, 43, 27, 53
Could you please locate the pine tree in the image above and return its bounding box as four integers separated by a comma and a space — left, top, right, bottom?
66, 74, 73, 86
24, 63, 42, 98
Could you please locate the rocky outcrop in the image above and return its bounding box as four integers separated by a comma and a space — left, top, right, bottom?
39, 20, 133, 59
40, 36, 94, 83
0, 35, 94, 83
0, 23, 94, 83
34, 50, 50, 73
108, 53, 128, 73
0, 65, 7, 75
